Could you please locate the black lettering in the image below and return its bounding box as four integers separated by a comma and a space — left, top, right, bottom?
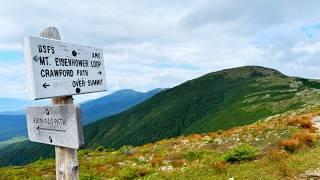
43, 45, 47, 53
38, 45, 55, 54
91, 61, 101, 67
88, 79, 103, 86
38, 45, 43, 53
77, 70, 88, 76
40, 69, 74, 77
72, 79, 86, 87
39, 57, 48, 65
40, 69, 45, 77
54, 58, 89, 67
92, 52, 100, 58
47, 46, 51, 54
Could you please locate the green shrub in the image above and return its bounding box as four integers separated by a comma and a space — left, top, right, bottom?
137, 166, 153, 177
119, 145, 134, 156
118, 166, 138, 179
118, 166, 152, 179
78, 149, 90, 157
207, 139, 216, 144
185, 151, 203, 162
95, 146, 104, 152
223, 144, 259, 163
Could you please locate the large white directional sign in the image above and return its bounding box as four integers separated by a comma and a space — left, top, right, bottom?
24, 36, 106, 100
26, 105, 84, 149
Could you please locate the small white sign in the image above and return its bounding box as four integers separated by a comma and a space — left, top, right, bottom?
24, 36, 106, 100
26, 105, 84, 149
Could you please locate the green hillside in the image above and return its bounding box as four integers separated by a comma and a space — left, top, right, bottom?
1, 107, 320, 179
85, 66, 320, 148
1, 65, 320, 167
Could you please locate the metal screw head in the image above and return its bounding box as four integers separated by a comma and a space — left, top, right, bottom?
72, 50, 77, 57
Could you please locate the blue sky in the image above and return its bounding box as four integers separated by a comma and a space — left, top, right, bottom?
1, 0, 320, 102
0, 51, 22, 61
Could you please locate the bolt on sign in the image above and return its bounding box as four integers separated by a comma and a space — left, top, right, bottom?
26, 105, 84, 149
24, 36, 106, 100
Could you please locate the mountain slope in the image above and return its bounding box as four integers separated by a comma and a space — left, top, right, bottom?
1, 66, 320, 167
85, 66, 320, 148
1, 107, 320, 179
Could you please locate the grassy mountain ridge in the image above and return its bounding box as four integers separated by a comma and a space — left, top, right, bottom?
85, 66, 320, 148
1, 65, 320, 168
1, 105, 320, 179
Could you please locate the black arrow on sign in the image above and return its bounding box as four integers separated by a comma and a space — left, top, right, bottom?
98, 71, 102, 75
43, 83, 50, 88
33, 55, 39, 62
36, 126, 66, 132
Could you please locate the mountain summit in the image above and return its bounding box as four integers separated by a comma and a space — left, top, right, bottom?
85, 66, 320, 148
208, 66, 284, 78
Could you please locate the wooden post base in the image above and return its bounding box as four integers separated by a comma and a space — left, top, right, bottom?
55, 146, 79, 180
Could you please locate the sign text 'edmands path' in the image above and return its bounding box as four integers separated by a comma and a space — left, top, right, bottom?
26, 105, 84, 149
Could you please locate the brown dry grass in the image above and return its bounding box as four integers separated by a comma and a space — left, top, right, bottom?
279, 138, 300, 153
279, 130, 317, 153
171, 159, 186, 168
266, 149, 289, 161
278, 162, 296, 178
287, 114, 314, 129
211, 161, 229, 174
293, 131, 316, 147
150, 157, 164, 167
189, 134, 202, 141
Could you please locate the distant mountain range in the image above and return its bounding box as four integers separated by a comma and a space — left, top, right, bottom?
81, 88, 163, 125
0, 89, 163, 142
0, 114, 27, 142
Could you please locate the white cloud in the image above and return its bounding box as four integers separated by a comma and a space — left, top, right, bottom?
1, 0, 320, 101
0, 61, 27, 99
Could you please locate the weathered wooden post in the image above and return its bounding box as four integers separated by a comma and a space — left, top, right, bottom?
24, 26, 106, 180
40, 27, 79, 180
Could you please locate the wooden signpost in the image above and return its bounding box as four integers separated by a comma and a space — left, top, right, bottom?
24, 27, 106, 180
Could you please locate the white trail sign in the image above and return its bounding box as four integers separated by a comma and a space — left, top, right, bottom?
24, 36, 106, 100
26, 105, 84, 149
